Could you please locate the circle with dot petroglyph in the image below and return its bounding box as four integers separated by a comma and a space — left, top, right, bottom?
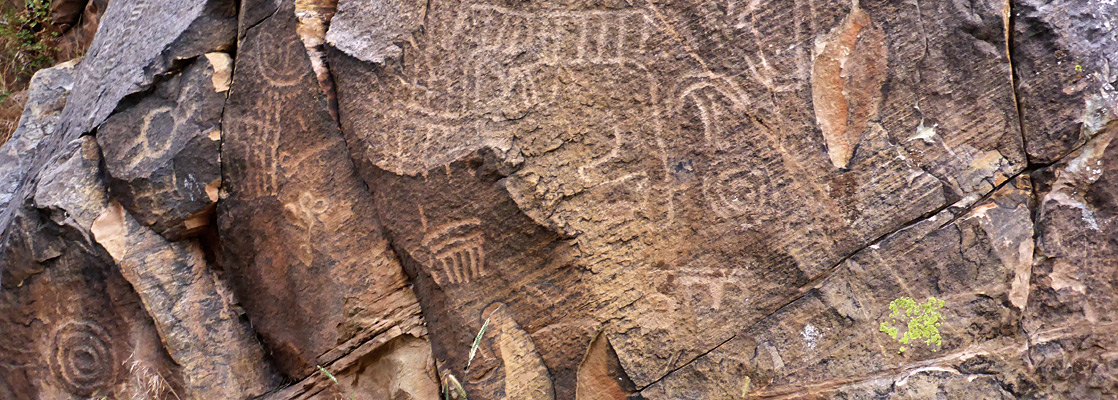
49, 321, 116, 396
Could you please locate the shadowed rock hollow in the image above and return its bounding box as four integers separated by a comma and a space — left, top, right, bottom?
1, 0, 1116, 399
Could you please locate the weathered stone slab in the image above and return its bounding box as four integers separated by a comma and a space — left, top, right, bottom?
219, 0, 433, 383
1, 0, 237, 281
1026, 123, 1118, 396
263, 335, 439, 400
327, 0, 1025, 395
0, 137, 185, 399
56, 0, 235, 142
644, 177, 1036, 398
92, 200, 279, 399
0, 62, 77, 218
97, 54, 229, 241
1013, 0, 1118, 163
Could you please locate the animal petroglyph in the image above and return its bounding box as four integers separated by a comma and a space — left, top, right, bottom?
49, 320, 116, 396
422, 219, 487, 286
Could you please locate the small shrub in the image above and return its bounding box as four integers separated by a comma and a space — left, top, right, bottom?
0, 0, 57, 93
879, 296, 945, 354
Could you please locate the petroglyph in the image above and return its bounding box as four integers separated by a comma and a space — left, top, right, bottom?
284, 192, 330, 265
118, 106, 176, 170
676, 266, 750, 310
811, 2, 888, 169
422, 219, 487, 286
49, 320, 116, 396
453, 5, 653, 67
677, 79, 800, 221
236, 97, 285, 197
728, 0, 813, 93
256, 29, 310, 87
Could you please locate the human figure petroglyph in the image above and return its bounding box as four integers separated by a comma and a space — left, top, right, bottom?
255, 29, 308, 87
422, 219, 487, 286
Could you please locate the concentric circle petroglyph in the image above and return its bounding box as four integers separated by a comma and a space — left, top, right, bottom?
49, 321, 116, 396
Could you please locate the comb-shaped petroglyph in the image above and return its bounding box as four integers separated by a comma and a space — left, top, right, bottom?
49, 320, 116, 396
811, 2, 888, 169
422, 218, 487, 286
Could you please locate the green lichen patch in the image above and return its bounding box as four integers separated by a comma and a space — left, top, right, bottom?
879, 296, 945, 354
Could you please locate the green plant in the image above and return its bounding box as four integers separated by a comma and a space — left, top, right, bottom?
443, 374, 468, 400
442, 317, 491, 399
0, 0, 56, 92
466, 317, 489, 370
316, 365, 352, 400
879, 296, 945, 354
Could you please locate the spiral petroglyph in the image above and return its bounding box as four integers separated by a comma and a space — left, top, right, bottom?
49, 321, 116, 396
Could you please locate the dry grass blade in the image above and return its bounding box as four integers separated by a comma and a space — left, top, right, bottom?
445, 374, 468, 400
466, 318, 490, 370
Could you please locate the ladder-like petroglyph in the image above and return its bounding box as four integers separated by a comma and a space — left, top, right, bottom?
231, 96, 285, 198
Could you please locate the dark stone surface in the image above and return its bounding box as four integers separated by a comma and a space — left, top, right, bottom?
218, 2, 432, 392
97, 54, 228, 241
1013, 0, 1118, 163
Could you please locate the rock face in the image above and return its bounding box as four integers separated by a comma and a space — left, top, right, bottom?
0, 0, 1116, 399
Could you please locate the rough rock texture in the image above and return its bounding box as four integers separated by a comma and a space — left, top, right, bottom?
0, 0, 1117, 399
218, 0, 434, 390
97, 54, 228, 240
1013, 0, 1118, 164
